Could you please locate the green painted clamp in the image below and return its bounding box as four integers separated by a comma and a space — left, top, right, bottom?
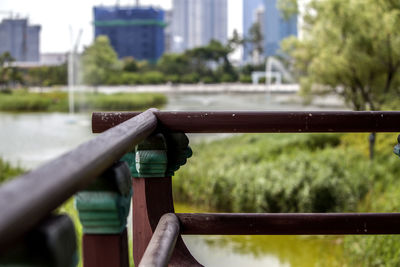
394, 135, 400, 157
0, 214, 78, 267
75, 161, 132, 234
123, 132, 192, 178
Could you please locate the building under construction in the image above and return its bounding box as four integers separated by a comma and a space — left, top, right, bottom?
94, 5, 165, 61
0, 18, 41, 62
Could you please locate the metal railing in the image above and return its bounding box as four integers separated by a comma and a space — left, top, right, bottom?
1, 109, 400, 267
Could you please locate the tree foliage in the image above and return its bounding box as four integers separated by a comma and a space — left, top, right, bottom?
0, 52, 23, 89
282, 0, 400, 110
81, 36, 121, 86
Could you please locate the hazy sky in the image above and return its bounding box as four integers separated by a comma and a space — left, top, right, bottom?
0, 0, 243, 53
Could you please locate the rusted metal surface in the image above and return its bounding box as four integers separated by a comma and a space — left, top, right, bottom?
92, 111, 400, 133
139, 214, 180, 267
0, 110, 157, 248
133, 178, 202, 266
177, 213, 400, 235
83, 228, 129, 267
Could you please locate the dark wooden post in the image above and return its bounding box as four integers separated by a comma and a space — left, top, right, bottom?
75, 161, 131, 267
0, 214, 78, 267
127, 133, 202, 266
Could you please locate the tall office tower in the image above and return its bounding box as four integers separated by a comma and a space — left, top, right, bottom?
94, 6, 165, 61
171, 0, 227, 53
242, 0, 264, 63
263, 0, 297, 57
164, 10, 173, 53
0, 18, 41, 62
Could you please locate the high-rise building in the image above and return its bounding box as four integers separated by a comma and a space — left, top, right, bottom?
242, 0, 264, 63
263, 0, 297, 57
0, 18, 41, 62
242, 0, 297, 61
94, 6, 165, 61
164, 10, 173, 53
171, 0, 227, 53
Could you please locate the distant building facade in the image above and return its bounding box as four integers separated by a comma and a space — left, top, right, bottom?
263, 0, 297, 56
242, 0, 264, 63
0, 18, 41, 62
164, 10, 173, 53
94, 6, 165, 61
171, 0, 228, 52
242, 0, 297, 61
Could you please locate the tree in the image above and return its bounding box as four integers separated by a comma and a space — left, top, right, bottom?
188, 40, 237, 79
248, 22, 264, 64
281, 0, 400, 111
157, 53, 191, 76
0, 52, 22, 90
281, 0, 400, 159
81, 36, 121, 86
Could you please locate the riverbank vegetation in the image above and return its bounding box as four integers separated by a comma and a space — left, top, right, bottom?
1, 130, 400, 265
173, 132, 400, 265
0, 90, 166, 112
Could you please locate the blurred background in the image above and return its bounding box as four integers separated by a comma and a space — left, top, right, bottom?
1, 0, 400, 266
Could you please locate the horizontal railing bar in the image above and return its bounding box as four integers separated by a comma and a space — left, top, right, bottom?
92, 111, 400, 133
139, 213, 180, 267
177, 213, 400, 235
0, 109, 157, 248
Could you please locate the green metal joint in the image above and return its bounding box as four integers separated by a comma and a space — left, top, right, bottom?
124, 133, 192, 178
75, 161, 132, 234
0, 214, 78, 267
394, 135, 400, 157
75, 190, 132, 234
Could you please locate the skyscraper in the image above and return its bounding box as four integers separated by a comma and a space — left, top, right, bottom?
263, 0, 297, 57
242, 0, 297, 61
94, 6, 165, 61
0, 18, 41, 62
242, 0, 264, 63
171, 0, 227, 53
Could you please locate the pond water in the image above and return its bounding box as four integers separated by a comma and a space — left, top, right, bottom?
0, 92, 346, 266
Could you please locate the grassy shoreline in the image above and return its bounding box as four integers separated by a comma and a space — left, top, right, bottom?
0, 90, 166, 112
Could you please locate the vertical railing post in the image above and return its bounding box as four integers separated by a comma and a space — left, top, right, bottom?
75, 161, 132, 267
126, 133, 202, 266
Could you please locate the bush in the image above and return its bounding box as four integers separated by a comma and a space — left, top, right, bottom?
165, 75, 180, 84
0, 90, 166, 112
173, 133, 371, 213
141, 71, 165, 84
0, 158, 24, 184
239, 75, 252, 84
219, 73, 236, 83
120, 72, 143, 85
181, 73, 200, 84
202, 76, 216, 84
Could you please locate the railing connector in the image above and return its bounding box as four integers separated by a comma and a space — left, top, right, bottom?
129, 132, 192, 178
75, 161, 132, 267
0, 214, 78, 267
129, 132, 201, 266
394, 134, 400, 157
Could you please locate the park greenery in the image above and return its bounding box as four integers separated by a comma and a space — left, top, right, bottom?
174, 132, 400, 266
0, 90, 166, 112
280, 0, 400, 111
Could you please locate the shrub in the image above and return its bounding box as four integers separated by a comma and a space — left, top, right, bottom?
239, 75, 252, 84
181, 73, 200, 84
141, 71, 165, 84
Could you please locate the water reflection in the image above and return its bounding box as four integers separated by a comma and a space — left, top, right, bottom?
176, 204, 344, 267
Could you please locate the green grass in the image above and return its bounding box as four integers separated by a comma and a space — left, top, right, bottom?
0, 90, 166, 112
